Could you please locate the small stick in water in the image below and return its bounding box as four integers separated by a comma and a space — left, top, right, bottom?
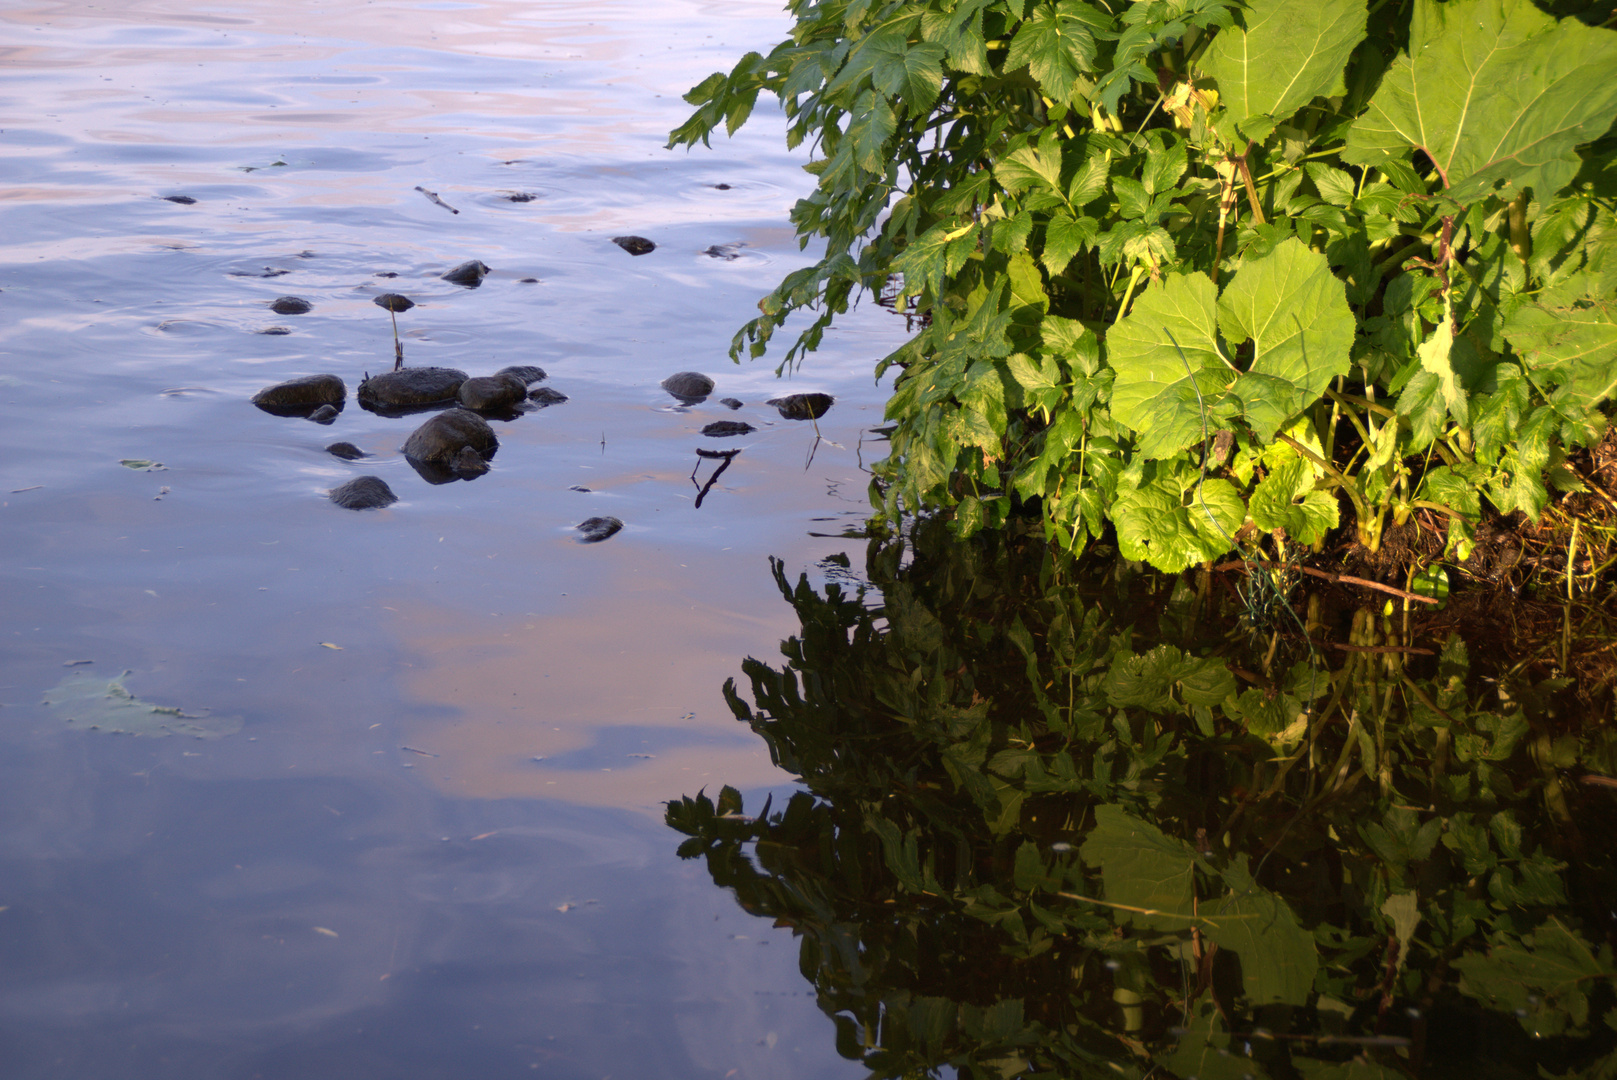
414, 185, 459, 215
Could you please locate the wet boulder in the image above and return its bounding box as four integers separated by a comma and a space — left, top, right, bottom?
528, 386, 568, 407
612, 236, 655, 256
326, 442, 367, 460
252, 373, 346, 416
719, 397, 743, 410
270, 296, 312, 315
441, 260, 490, 287
257, 326, 292, 336
402, 408, 497, 465
701, 420, 754, 437
576, 516, 623, 543
328, 475, 397, 510
358, 366, 467, 413
495, 365, 546, 385
768, 392, 834, 420
458, 373, 529, 411
307, 404, 339, 425
661, 371, 714, 404
373, 293, 414, 313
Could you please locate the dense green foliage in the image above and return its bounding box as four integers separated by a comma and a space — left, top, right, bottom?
671, 0, 1617, 569
668, 523, 1617, 1078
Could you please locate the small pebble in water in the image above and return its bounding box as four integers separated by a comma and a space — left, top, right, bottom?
163, 195, 196, 204
611, 236, 655, 256
270, 296, 312, 315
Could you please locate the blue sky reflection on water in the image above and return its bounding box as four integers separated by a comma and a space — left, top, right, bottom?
0, 0, 905, 1075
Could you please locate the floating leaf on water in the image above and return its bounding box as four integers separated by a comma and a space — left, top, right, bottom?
120, 459, 167, 471
42, 670, 241, 739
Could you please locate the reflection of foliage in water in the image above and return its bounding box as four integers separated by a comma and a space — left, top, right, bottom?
668, 521, 1617, 1079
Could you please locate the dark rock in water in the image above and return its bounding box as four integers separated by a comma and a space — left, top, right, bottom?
358, 367, 467, 413
252, 373, 346, 416
519, 277, 539, 284
270, 296, 312, 315
163, 195, 196, 205
768, 392, 834, 420
504, 192, 537, 202
495, 365, 546, 385
373, 293, 414, 313
569, 485, 591, 492
329, 475, 397, 510
441, 260, 490, 287
451, 446, 490, 477
576, 516, 623, 543
374, 271, 398, 278
703, 244, 742, 261
458, 373, 528, 412
661, 371, 714, 403
719, 397, 744, 410
612, 236, 655, 256
307, 404, 339, 425
702, 420, 755, 437
711, 183, 732, 190
326, 442, 367, 460
402, 408, 497, 465
528, 386, 568, 407
257, 326, 292, 335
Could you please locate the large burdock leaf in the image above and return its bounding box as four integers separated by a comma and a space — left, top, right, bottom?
1342, 0, 1617, 203
1204, 858, 1319, 1005
1249, 457, 1339, 544
1106, 272, 1229, 458
1502, 271, 1617, 412
1202, 0, 1367, 132
1221, 238, 1355, 442
1114, 471, 1244, 572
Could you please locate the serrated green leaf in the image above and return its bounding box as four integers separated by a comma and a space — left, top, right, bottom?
1043, 211, 1096, 276
1342, 0, 1617, 203
1502, 271, 1617, 411
870, 39, 946, 117
1202, 0, 1367, 129
1454, 919, 1616, 1038
1005, 1, 1098, 103
1114, 473, 1242, 572
1204, 857, 1319, 1005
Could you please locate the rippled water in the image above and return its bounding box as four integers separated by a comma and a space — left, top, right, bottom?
0, 2, 907, 1074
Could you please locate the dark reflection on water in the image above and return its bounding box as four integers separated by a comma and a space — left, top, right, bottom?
671, 519, 1617, 1080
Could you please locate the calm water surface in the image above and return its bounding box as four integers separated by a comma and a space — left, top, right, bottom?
0, 2, 908, 1075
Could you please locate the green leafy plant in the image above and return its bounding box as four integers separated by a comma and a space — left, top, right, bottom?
671, 0, 1617, 568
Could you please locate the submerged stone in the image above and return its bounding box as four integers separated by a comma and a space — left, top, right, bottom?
528, 386, 568, 407
329, 475, 398, 510
662, 371, 714, 403
719, 397, 744, 410
451, 446, 489, 477
441, 259, 490, 287
702, 420, 755, 437
576, 516, 623, 543
495, 365, 547, 385
270, 296, 312, 315
326, 442, 367, 460
458, 373, 529, 412
358, 366, 467, 412
307, 404, 339, 425
252, 373, 346, 416
612, 236, 655, 256
402, 408, 497, 465
163, 195, 197, 205
257, 326, 292, 335
768, 392, 834, 420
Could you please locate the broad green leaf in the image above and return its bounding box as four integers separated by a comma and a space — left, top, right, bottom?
1114, 473, 1243, 572
1202, 0, 1367, 130
1417, 315, 1469, 425
848, 90, 897, 173
1078, 805, 1200, 930
1342, 0, 1617, 203
1103, 644, 1236, 712
1204, 857, 1319, 1005
1106, 272, 1230, 458
1004, 1, 1098, 103
1043, 211, 1096, 276
1248, 458, 1339, 544
1164, 1004, 1271, 1080
1221, 238, 1355, 441
1502, 271, 1617, 411
869, 39, 946, 117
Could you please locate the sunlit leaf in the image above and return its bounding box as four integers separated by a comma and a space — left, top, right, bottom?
1202, 0, 1367, 130
1342, 0, 1617, 202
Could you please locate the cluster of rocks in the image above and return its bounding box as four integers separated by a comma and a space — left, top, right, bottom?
252, 361, 565, 510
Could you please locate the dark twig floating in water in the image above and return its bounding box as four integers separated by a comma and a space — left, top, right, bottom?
691, 448, 740, 509
414, 185, 459, 214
